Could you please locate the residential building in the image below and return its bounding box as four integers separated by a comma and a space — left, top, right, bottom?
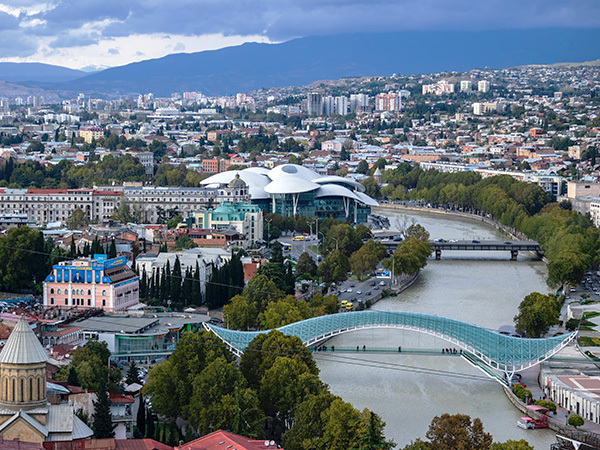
79, 126, 104, 144
422, 80, 455, 95
349, 94, 369, 112
478, 80, 491, 92
202, 156, 230, 173
460, 80, 472, 92
307, 92, 323, 116
567, 181, 600, 199
375, 92, 402, 112
43, 255, 140, 312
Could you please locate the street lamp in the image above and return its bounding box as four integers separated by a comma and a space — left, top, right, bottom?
331, 237, 339, 251
265, 218, 272, 244
317, 231, 325, 257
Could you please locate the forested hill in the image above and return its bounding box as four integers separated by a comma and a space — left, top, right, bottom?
43, 28, 600, 96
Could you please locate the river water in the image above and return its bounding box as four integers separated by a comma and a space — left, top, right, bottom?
313, 207, 557, 448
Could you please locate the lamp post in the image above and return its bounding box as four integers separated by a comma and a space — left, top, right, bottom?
317, 231, 325, 258
265, 218, 272, 244
331, 237, 339, 251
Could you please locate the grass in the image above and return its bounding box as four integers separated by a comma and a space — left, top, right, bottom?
578, 336, 600, 346
583, 311, 600, 320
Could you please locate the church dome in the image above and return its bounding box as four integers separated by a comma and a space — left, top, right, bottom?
0, 316, 48, 365
228, 174, 247, 189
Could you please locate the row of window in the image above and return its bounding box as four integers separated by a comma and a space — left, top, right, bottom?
48, 297, 107, 307
50, 288, 107, 296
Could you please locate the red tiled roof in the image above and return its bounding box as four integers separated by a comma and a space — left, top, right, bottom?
109, 392, 135, 403
115, 439, 174, 450
177, 430, 281, 450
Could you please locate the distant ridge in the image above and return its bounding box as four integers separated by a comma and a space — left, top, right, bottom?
13, 28, 600, 97
0, 62, 86, 83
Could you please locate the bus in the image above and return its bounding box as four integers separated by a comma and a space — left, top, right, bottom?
293, 235, 305, 241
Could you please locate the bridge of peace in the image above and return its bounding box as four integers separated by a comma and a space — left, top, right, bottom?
204, 310, 575, 385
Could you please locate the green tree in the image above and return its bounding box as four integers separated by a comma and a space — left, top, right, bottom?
514, 292, 561, 337
568, 414, 584, 428
243, 274, 284, 313
296, 252, 318, 278
136, 396, 146, 438
126, 360, 141, 385
385, 236, 431, 276
424, 414, 492, 450
259, 295, 313, 329
318, 249, 350, 284
66, 207, 89, 229
281, 392, 337, 450
0, 227, 49, 292
92, 380, 115, 438
325, 224, 362, 257
356, 160, 369, 174
319, 399, 366, 450
355, 410, 395, 450
223, 295, 257, 330
172, 235, 198, 251
490, 440, 534, 450
350, 246, 378, 280
259, 356, 324, 432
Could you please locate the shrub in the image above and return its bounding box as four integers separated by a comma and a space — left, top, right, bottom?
568, 414, 584, 428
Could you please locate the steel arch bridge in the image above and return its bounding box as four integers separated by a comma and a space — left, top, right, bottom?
204, 311, 575, 376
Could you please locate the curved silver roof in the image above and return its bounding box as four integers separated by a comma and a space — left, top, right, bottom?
201, 170, 270, 188
264, 176, 320, 194
315, 184, 361, 201
355, 191, 380, 207
0, 316, 48, 365
313, 175, 365, 193
268, 164, 320, 181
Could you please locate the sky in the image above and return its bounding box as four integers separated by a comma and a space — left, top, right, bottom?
0, 0, 598, 70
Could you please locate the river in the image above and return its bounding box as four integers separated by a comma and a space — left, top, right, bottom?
313, 207, 557, 448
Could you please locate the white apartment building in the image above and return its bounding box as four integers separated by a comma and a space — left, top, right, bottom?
478, 80, 491, 93
460, 81, 472, 92
0, 185, 251, 227
422, 80, 455, 95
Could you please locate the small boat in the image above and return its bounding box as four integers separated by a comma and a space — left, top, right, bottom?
517, 417, 535, 429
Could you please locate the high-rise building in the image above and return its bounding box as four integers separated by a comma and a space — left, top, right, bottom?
322, 96, 335, 116
460, 81, 472, 92
350, 94, 369, 113
478, 80, 490, 93
335, 96, 348, 115
422, 80, 455, 95
375, 92, 402, 112
307, 92, 323, 116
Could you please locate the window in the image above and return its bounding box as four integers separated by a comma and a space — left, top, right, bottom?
88, 289, 91, 295
102, 299, 106, 306
57, 289, 61, 295
50, 298, 54, 305
102, 290, 106, 296
50, 288, 54, 294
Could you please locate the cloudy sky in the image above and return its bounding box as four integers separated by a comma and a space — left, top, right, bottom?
0, 0, 598, 70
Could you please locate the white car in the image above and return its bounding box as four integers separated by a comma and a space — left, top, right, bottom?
347, 288, 353, 293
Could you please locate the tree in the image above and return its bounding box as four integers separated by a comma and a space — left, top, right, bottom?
282, 392, 337, 450
350, 246, 378, 280
66, 207, 89, 229
126, 360, 141, 385
568, 414, 584, 428
223, 295, 257, 330
92, 379, 115, 438
136, 396, 146, 438
356, 160, 369, 174
514, 292, 561, 337
385, 237, 431, 276
355, 410, 395, 450
295, 252, 317, 278
425, 413, 492, 450
317, 249, 350, 284
67, 366, 79, 386
490, 440, 534, 450
325, 224, 361, 257
112, 196, 133, 223
259, 295, 312, 329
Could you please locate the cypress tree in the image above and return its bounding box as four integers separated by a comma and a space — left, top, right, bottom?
69, 236, 76, 258
108, 238, 117, 259
171, 256, 182, 305
194, 262, 202, 304
140, 268, 147, 300
126, 360, 140, 385
136, 397, 146, 437
67, 366, 79, 386
92, 379, 114, 438
146, 408, 155, 439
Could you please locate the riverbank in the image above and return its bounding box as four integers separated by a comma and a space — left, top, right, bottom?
374, 204, 600, 443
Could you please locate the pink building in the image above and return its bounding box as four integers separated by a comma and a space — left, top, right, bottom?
43, 255, 139, 312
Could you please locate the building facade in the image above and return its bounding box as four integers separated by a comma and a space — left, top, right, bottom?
43, 255, 139, 312
0, 185, 250, 227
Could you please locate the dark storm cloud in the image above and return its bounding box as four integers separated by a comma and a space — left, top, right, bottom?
3, 0, 600, 57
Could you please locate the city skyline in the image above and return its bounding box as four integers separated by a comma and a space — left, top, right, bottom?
0, 0, 599, 70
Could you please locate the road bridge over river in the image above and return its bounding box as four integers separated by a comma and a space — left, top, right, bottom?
373, 232, 542, 260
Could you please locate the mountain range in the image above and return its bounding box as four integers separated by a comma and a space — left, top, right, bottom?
3, 28, 600, 97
